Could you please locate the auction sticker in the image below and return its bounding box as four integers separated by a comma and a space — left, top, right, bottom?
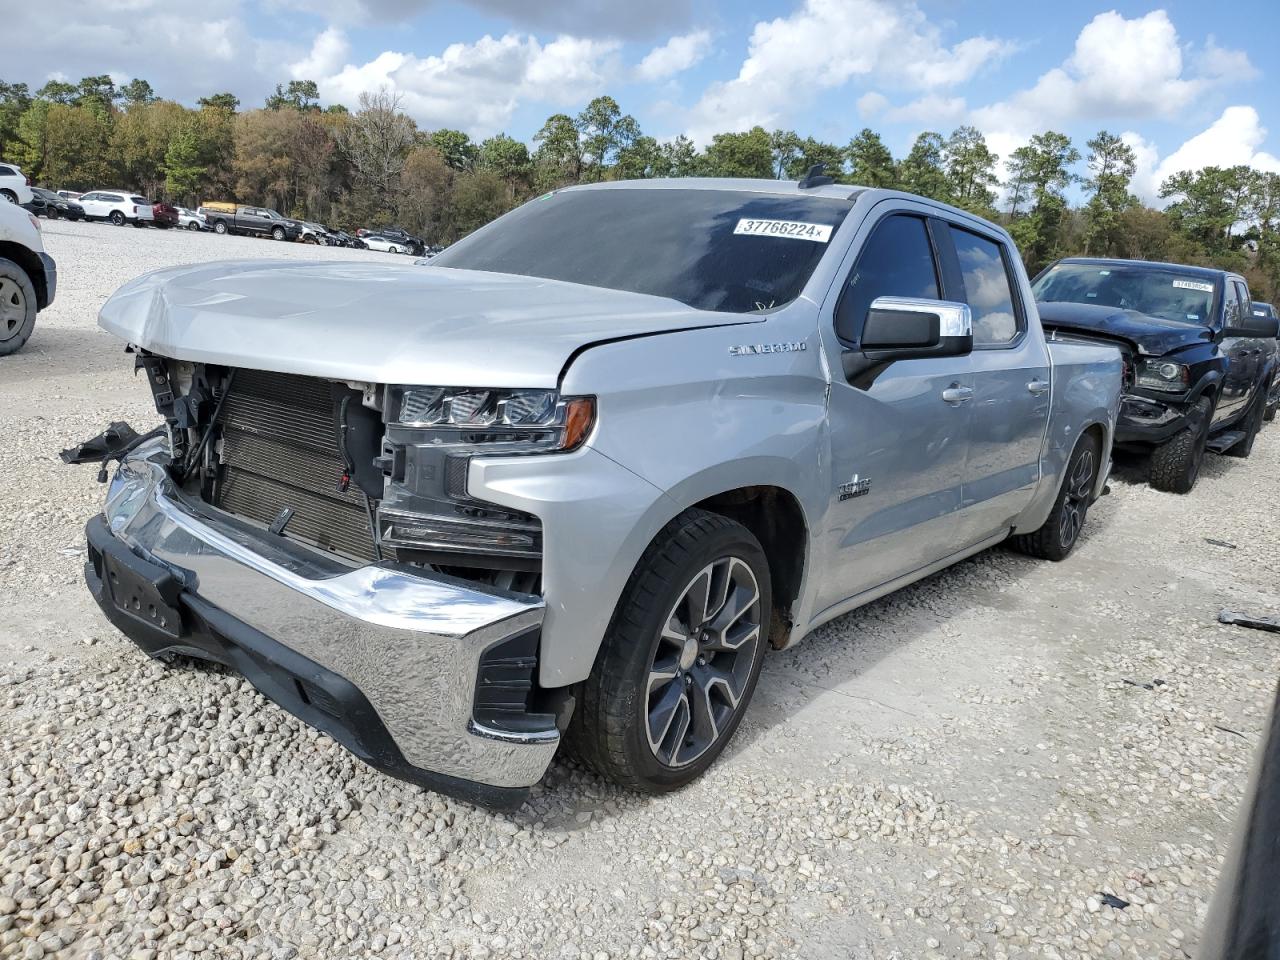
734, 219, 832, 242
1172, 279, 1214, 292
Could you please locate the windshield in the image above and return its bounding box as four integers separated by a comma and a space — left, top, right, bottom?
1032, 262, 1218, 324
431, 188, 853, 313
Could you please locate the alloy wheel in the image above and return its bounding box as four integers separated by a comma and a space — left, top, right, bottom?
1058, 448, 1095, 548
0, 277, 28, 344
645, 556, 762, 768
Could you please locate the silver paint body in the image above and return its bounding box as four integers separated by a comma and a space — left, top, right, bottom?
98, 180, 1122, 790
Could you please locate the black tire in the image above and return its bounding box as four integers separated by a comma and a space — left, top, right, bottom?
272, 226, 286, 241
0, 257, 38, 356
187, 221, 199, 231
0, 190, 16, 204
1149, 396, 1212, 493
213, 220, 228, 235
110, 210, 126, 226
567, 509, 771, 793
1224, 388, 1266, 458
1265, 401, 1277, 424
1010, 431, 1101, 561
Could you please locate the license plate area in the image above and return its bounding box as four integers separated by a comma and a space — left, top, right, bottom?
100, 550, 185, 640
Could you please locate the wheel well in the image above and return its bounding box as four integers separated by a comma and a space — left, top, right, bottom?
693, 486, 806, 649
0, 241, 47, 308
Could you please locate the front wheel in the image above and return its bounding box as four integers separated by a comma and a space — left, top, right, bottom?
0, 190, 16, 204
1149, 396, 1212, 493
1010, 432, 1100, 561
568, 509, 771, 792
272, 226, 286, 241
187, 221, 199, 231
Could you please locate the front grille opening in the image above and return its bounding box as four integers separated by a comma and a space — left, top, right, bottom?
210, 369, 380, 562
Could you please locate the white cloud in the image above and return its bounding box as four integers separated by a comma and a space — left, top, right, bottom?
856, 92, 888, 118
885, 94, 966, 125
682, 0, 1013, 143
1142, 107, 1280, 201
972, 11, 1252, 139
317, 34, 620, 136
290, 27, 351, 81
635, 29, 713, 82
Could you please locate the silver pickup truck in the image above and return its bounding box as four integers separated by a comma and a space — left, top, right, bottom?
75, 178, 1121, 808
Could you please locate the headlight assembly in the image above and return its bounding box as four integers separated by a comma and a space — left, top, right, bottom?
1134, 359, 1189, 393
390, 386, 595, 452
377, 386, 596, 571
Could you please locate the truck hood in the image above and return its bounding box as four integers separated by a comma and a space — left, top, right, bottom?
99, 260, 752, 387
1037, 301, 1214, 357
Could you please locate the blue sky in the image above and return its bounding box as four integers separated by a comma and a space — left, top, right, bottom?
10, 1, 1280, 199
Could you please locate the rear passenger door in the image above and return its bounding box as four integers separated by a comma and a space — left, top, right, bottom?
940, 222, 1051, 545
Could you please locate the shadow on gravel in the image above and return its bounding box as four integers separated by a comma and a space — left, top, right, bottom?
713, 490, 1119, 769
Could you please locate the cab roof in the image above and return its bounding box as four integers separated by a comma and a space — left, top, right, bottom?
1054, 257, 1237, 282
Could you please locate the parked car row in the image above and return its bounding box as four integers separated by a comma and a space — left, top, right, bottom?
61, 175, 1280, 816
2, 163, 432, 254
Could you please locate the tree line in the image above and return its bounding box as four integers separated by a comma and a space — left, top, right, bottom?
1, 74, 1277, 300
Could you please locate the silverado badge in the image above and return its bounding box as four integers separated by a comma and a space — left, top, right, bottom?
838, 474, 872, 501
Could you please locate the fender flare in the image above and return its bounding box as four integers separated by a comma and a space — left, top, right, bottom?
1187, 370, 1224, 407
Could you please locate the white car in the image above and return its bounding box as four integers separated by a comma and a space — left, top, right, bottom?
0, 200, 56, 355
363, 234, 408, 254
78, 190, 155, 227
176, 207, 207, 231
0, 162, 34, 206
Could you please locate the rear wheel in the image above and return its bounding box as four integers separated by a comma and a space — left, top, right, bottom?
0, 258, 37, 356
110, 210, 126, 226
213, 220, 228, 235
1011, 432, 1100, 561
1224, 388, 1266, 458
568, 509, 770, 792
1149, 396, 1212, 493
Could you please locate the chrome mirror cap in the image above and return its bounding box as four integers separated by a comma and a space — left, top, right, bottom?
868, 296, 973, 338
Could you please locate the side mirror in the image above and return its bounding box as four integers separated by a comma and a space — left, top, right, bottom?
860, 296, 972, 356
1224, 313, 1280, 339
842, 297, 973, 384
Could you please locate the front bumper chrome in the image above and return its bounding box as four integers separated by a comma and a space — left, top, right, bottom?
89, 440, 558, 806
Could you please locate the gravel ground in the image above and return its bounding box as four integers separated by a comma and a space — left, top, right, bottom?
1, 218, 1278, 960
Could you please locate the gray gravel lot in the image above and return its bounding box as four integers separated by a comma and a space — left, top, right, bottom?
1, 218, 1279, 960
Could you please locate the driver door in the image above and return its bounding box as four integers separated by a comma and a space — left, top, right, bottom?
816, 209, 974, 613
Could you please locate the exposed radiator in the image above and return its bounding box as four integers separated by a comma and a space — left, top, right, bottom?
213, 369, 378, 562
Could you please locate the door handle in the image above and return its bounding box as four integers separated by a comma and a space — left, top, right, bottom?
1027, 378, 1050, 395
941, 384, 973, 404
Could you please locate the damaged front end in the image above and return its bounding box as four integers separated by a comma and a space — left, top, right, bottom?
69, 350, 578, 808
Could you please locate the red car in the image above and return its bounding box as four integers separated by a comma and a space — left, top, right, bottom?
151, 201, 179, 229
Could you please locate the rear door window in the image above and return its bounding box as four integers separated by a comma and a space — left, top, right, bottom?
836, 214, 940, 343
948, 227, 1021, 345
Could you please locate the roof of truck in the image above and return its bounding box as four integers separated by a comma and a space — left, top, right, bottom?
565, 177, 865, 202
1053, 257, 1236, 281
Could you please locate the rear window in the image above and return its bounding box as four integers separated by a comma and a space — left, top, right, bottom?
131, 196, 149, 205
431, 188, 853, 314
1032, 262, 1218, 325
